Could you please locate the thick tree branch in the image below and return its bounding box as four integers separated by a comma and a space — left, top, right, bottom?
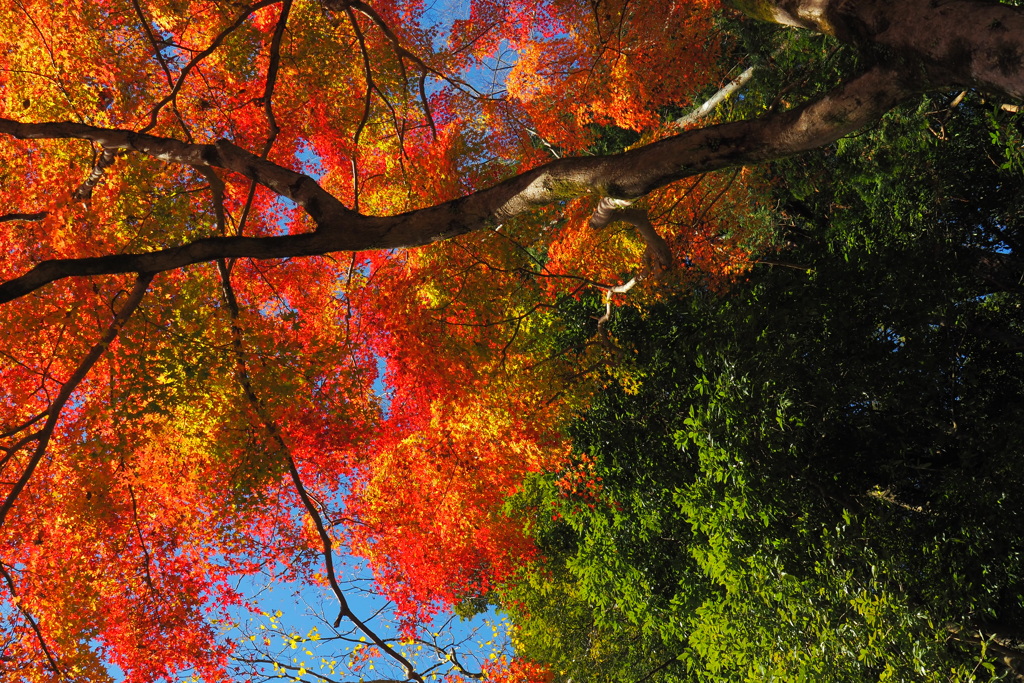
0, 64, 915, 304
0, 212, 47, 223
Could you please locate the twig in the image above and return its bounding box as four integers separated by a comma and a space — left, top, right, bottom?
0, 563, 61, 675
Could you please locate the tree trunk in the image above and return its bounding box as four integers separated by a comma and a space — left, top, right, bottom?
730, 0, 1024, 97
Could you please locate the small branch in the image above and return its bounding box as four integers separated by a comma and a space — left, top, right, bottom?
0, 563, 61, 675
594, 277, 636, 356
72, 147, 117, 200
402, 638, 483, 680
751, 258, 811, 270
129, 0, 194, 139
0, 272, 154, 529
127, 484, 157, 591
129, 0, 175, 88
947, 625, 1024, 677
0, 410, 47, 440
236, 656, 344, 682
596, 277, 637, 329
345, 0, 467, 131
676, 64, 758, 128
232, 0, 293, 236
417, 72, 437, 139
635, 653, 682, 683
525, 127, 561, 158
344, 5, 376, 212
282, 457, 423, 683
260, 0, 292, 152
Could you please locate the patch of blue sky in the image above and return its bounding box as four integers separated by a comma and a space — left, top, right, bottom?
222, 559, 513, 683
418, 0, 517, 102
374, 355, 393, 419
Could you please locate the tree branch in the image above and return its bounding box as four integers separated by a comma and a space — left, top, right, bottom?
234, 0, 293, 235
728, 0, 1024, 97
589, 197, 673, 273
0, 212, 47, 223
676, 64, 759, 128
0, 563, 61, 675
217, 264, 425, 683
72, 146, 117, 200
0, 64, 917, 304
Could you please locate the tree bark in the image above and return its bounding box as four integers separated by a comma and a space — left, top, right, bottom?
729, 0, 1024, 97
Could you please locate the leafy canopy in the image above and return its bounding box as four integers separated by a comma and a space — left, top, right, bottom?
1, 0, 1023, 681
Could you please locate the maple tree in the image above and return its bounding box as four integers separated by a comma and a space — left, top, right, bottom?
0, 0, 1022, 681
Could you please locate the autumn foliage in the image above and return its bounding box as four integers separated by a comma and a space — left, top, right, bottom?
0, 0, 769, 680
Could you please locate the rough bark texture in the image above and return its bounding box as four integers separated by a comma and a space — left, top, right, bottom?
731, 0, 1024, 97
1, 0, 1023, 303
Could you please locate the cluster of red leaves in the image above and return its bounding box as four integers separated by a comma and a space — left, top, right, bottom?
344, 239, 584, 629
504, 0, 723, 152
479, 656, 555, 683
0, 253, 379, 679
553, 453, 603, 503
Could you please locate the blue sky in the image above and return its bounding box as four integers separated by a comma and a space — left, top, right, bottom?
222, 566, 513, 682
